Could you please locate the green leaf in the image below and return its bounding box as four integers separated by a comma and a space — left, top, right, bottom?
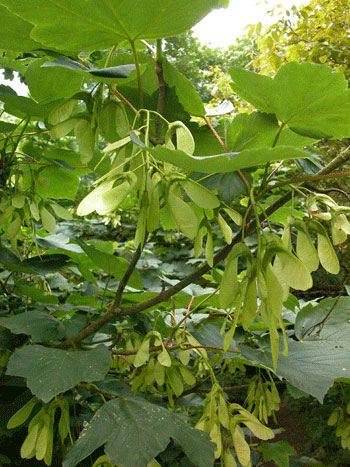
259, 441, 296, 467
6, 345, 110, 403
192, 172, 250, 202
1, 0, 221, 52
25, 59, 83, 103
36, 166, 80, 200
0, 247, 71, 275
0, 89, 57, 119
162, 59, 206, 117
0, 5, 40, 51
15, 284, 59, 305
22, 254, 72, 274
62, 397, 215, 467
146, 145, 309, 174
229, 62, 350, 140
75, 239, 142, 289
0, 311, 65, 343
227, 112, 317, 151
43, 54, 136, 82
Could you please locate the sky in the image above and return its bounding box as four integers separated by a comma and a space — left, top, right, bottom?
0, 0, 305, 95
193, 0, 306, 47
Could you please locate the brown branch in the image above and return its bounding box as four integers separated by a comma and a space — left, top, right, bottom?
260, 169, 350, 198
113, 245, 143, 307
111, 86, 138, 114
118, 241, 235, 316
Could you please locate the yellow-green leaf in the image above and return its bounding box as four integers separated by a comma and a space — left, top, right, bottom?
40, 206, 56, 232
167, 185, 198, 239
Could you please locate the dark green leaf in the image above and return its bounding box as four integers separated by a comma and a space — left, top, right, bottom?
241, 334, 350, 402
75, 240, 142, 289
192, 172, 250, 201
63, 397, 215, 467
0, 121, 17, 133
0, 88, 56, 119
42, 54, 136, 82
21, 254, 72, 274
6, 345, 110, 402
14, 284, 59, 305
0, 311, 65, 343
25, 59, 83, 103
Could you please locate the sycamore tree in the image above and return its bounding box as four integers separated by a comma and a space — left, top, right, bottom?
251, 0, 350, 76
1, 1, 350, 466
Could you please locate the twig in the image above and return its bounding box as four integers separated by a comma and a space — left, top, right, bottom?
111, 87, 138, 114
113, 245, 143, 307
182, 296, 194, 339
130, 40, 144, 108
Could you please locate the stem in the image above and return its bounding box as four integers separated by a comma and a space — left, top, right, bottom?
104, 45, 117, 68
131, 40, 144, 108
10, 118, 30, 161
155, 39, 166, 139
205, 116, 251, 190
272, 122, 286, 148
182, 296, 194, 339
111, 87, 138, 114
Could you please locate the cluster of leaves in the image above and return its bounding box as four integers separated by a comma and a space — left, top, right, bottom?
250, 0, 350, 76
1, 1, 350, 466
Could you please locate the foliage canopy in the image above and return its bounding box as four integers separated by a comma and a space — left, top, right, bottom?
1, 1, 350, 466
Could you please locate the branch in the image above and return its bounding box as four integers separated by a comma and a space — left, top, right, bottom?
59, 145, 350, 346
260, 169, 350, 197
263, 145, 350, 216
113, 245, 143, 307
